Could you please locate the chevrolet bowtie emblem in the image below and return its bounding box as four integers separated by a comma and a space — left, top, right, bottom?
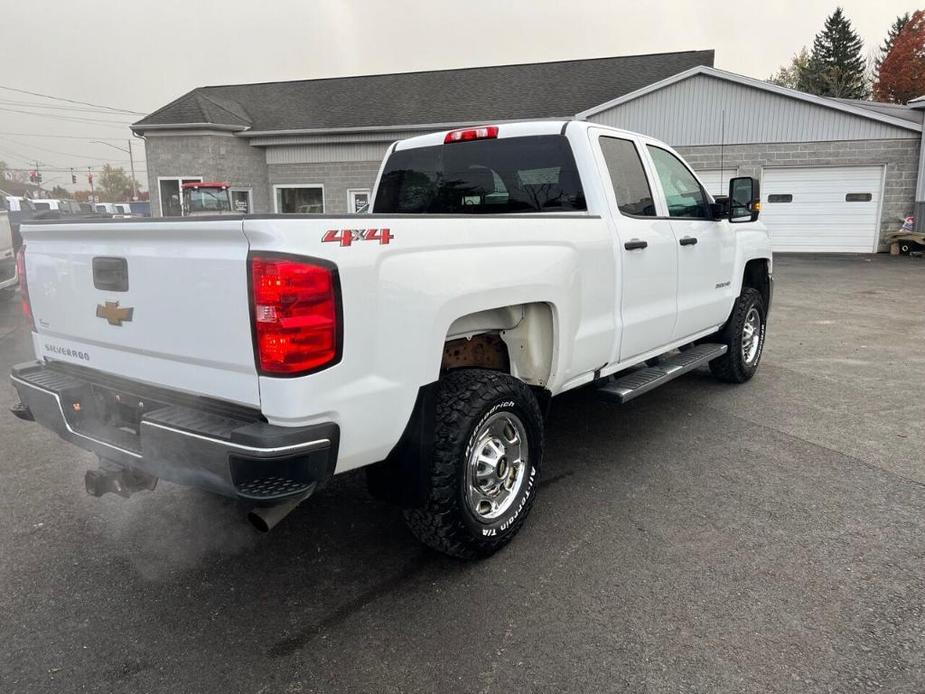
96, 301, 134, 326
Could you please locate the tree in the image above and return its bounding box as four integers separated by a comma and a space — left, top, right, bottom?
875, 13, 910, 79
873, 10, 925, 104
96, 164, 140, 202
50, 185, 69, 199
799, 7, 869, 98
769, 47, 811, 88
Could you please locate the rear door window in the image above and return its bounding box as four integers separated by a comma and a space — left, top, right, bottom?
374, 135, 586, 214
599, 137, 656, 216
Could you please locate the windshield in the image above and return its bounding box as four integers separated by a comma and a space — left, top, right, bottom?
374, 135, 586, 214
184, 188, 231, 213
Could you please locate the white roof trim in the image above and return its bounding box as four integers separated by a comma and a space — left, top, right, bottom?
238, 117, 570, 139
131, 122, 249, 134
577, 65, 922, 133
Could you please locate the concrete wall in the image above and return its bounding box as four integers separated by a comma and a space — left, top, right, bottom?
267, 161, 381, 214
143, 133, 270, 215
678, 138, 920, 243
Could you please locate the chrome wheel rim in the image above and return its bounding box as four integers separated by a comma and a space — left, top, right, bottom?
741, 307, 762, 365
466, 412, 529, 522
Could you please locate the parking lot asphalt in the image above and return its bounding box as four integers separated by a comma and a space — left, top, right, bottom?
1, 253, 923, 694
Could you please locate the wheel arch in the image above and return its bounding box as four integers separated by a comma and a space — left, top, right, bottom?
441, 302, 557, 388
741, 257, 771, 310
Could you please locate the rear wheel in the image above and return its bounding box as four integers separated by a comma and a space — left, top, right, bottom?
709, 287, 766, 383
403, 368, 543, 559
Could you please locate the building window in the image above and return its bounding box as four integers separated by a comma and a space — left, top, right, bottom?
767, 194, 793, 203
158, 176, 202, 216
230, 188, 252, 213
274, 184, 324, 214
348, 189, 370, 213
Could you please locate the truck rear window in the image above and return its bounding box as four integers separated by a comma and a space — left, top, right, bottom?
374, 135, 586, 214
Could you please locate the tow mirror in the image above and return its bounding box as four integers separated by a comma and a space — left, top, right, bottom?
729, 177, 760, 223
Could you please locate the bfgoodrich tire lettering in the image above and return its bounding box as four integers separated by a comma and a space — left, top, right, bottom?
709, 287, 766, 383
403, 368, 543, 559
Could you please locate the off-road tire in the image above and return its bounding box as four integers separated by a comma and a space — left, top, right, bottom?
403, 368, 543, 559
709, 287, 766, 383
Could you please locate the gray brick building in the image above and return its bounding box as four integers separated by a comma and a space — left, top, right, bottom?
132, 53, 925, 253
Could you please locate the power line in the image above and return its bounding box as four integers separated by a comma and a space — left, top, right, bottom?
0, 98, 139, 116
0, 136, 132, 161
0, 106, 132, 127
0, 83, 145, 116
0, 131, 131, 141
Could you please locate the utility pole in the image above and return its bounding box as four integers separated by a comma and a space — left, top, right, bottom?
127, 140, 137, 200
34, 161, 42, 197
88, 167, 95, 204
91, 140, 139, 201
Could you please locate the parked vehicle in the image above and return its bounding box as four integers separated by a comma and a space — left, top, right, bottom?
181, 182, 233, 216
112, 203, 134, 215
0, 207, 15, 300
30, 199, 64, 213
128, 201, 151, 217
94, 203, 117, 215
9, 121, 771, 558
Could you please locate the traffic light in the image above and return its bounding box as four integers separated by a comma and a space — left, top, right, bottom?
71, 169, 77, 184
29, 170, 36, 183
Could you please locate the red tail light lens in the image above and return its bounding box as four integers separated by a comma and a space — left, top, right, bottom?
15, 247, 33, 327
249, 255, 341, 376
444, 126, 499, 144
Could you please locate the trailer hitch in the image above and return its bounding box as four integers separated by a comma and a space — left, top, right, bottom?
85, 460, 157, 498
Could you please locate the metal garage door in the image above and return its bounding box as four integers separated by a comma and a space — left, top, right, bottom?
760, 167, 884, 253
696, 169, 736, 197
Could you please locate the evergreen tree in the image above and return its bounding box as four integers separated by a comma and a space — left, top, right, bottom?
800, 7, 869, 98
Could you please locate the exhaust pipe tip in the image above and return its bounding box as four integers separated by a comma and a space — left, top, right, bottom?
10, 401, 34, 421
246, 487, 314, 533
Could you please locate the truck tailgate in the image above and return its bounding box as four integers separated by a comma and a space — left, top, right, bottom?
22, 220, 260, 406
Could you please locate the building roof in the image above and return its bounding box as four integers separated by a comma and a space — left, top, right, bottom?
832, 98, 923, 124
132, 50, 715, 135
578, 66, 922, 133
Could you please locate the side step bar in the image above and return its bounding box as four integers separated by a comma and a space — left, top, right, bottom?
597, 343, 727, 404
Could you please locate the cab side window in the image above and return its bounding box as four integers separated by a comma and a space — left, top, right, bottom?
647, 145, 708, 219
599, 137, 656, 217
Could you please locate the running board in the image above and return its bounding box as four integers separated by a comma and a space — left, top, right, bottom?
597, 343, 727, 404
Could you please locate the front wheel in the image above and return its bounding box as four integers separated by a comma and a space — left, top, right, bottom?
709, 287, 766, 383
403, 368, 543, 559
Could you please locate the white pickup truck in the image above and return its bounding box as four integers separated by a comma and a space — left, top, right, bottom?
9, 121, 771, 558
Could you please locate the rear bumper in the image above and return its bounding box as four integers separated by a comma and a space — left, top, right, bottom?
10, 361, 339, 502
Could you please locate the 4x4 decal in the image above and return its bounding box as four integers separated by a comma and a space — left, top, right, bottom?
322, 228, 393, 247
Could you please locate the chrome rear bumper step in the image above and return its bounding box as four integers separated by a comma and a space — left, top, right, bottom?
598, 343, 727, 404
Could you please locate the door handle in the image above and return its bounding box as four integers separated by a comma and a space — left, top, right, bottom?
679, 236, 698, 246
624, 239, 648, 250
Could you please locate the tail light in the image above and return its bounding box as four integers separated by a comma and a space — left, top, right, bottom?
248, 254, 341, 376
444, 126, 499, 144
15, 247, 34, 328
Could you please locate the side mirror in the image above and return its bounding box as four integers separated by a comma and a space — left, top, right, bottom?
729, 177, 760, 223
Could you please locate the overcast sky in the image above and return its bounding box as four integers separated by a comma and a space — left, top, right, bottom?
0, 0, 918, 194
